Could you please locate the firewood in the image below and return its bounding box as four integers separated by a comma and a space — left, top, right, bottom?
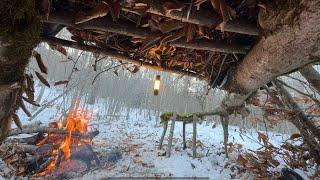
8, 126, 99, 140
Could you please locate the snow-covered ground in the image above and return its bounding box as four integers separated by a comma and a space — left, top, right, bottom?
14, 86, 312, 179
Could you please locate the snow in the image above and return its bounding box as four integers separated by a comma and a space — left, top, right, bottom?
14, 86, 312, 179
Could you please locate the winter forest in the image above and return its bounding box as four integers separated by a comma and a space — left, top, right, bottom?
0, 0, 320, 179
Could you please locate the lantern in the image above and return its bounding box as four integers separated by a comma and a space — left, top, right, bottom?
153, 75, 161, 95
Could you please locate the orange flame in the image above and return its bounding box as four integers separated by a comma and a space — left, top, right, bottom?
59, 101, 92, 160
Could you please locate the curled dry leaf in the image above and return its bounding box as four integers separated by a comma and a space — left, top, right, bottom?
162, 1, 186, 15
19, 98, 32, 117
22, 96, 40, 107
35, 71, 51, 88
210, 0, 236, 31
131, 66, 140, 74
54, 80, 69, 86
75, 1, 109, 24
12, 113, 23, 130
40, 0, 51, 20
49, 44, 68, 56
107, 0, 121, 21
33, 51, 48, 74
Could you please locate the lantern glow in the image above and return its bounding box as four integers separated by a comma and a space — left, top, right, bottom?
154, 75, 161, 95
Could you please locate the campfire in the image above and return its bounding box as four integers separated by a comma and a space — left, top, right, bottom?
0, 104, 101, 178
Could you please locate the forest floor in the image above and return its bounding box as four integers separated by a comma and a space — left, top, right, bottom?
7, 87, 313, 179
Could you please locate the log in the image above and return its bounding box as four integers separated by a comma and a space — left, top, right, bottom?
42, 36, 201, 79
166, 112, 176, 158
8, 126, 99, 139
43, 13, 249, 54
299, 65, 320, 94
224, 0, 320, 94
123, 0, 259, 35
159, 121, 168, 149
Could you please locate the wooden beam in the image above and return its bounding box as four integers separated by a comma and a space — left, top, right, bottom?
41, 36, 203, 79
42, 13, 249, 54
123, 0, 259, 36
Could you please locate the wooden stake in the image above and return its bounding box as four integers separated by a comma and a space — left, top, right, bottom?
220, 115, 229, 158
192, 114, 197, 158
182, 121, 186, 150
166, 112, 177, 158
159, 121, 168, 150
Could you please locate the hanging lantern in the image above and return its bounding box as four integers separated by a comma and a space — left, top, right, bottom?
153, 75, 161, 95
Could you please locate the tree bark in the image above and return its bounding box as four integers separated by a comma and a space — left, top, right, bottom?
299, 65, 320, 94
224, 0, 320, 94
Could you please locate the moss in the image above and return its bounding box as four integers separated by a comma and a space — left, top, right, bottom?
160, 112, 196, 124
0, 0, 42, 84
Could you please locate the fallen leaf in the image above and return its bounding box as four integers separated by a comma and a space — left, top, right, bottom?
33, 51, 48, 74
75, 1, 109, 24
35, 71, 50, 88
162, 1, 186, 15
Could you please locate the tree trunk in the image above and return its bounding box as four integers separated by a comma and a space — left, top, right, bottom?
299, 65, 320, 94
224, 0, 320, 94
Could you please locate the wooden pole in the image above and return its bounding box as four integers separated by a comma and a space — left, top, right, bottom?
159, 121, 168, 149
166, 112, 177, 158
182, 121, 186, 150
221, 115, 229, 158
42, 36, 202, 79
43, 13, 250, 54
123, 0, 259, 36
192, 114, 197, 158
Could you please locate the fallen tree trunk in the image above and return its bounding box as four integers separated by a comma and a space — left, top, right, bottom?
224, 0, 320, 94
299, 65, 320, 94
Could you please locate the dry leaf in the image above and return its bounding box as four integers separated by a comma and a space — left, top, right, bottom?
35, 71, 50, 88
185, 24, 197, 42
12, 113, 23, 130
75, 1, 109, 24
162, 1, 186, 15
54, 80, 69, 86
49, 44, 68, 56
107, 0, 121, 21
19, 98, 32, 117
40, 0, 51, 20
22, 96, 40, 107
33, 51, 48, 74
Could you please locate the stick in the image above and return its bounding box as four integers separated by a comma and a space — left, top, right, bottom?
192, 114, 197, 158
182, 121, 186, 150
221, 115, 229, 158
159, 121, 168, 149
166, 112, 177, 158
